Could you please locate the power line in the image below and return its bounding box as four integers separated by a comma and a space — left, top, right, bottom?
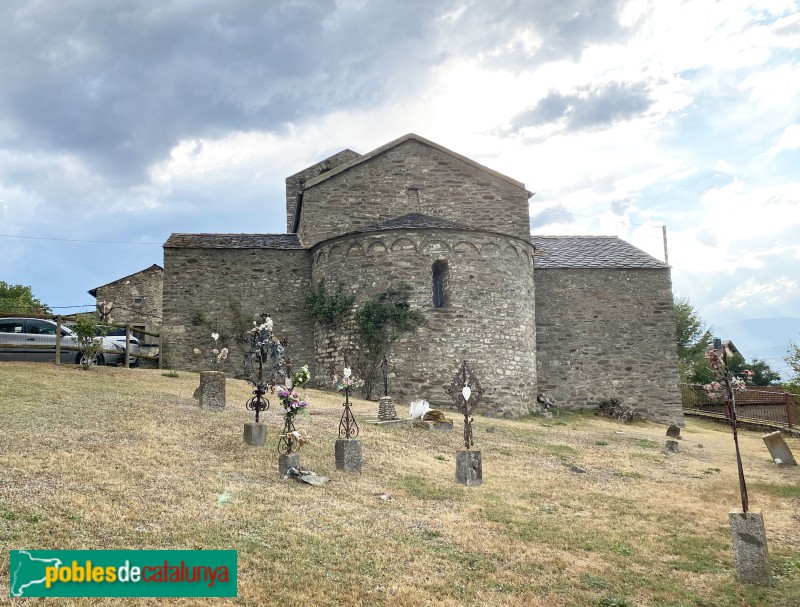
0, 233, 161, 245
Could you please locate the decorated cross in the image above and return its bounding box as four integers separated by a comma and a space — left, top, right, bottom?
446, 360, 484, 449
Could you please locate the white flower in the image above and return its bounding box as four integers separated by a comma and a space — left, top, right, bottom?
211, 332, 219, 341
343, 367, 352, 378
265, 318, 273, 330
193, 348, 202, 355
212, 348, 219, 355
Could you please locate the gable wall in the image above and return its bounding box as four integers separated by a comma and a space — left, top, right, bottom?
298, 140, 531, 246
285, 149, 361, 232
162, 247, 314, 377
534, 267, 683, 424
93, 266, 163, 336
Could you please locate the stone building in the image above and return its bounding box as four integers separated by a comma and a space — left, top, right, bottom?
162, 134, 682, 423
89, 264, 163, 339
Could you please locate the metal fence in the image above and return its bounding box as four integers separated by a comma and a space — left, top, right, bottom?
680, 383, 797, 429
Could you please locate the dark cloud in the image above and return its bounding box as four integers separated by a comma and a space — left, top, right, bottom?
510, 81, 654, 133
0, 0, 634, 183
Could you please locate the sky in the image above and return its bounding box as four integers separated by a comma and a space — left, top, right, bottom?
1, 0, 799, 376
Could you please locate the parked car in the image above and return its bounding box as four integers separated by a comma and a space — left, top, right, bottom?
0, 317, 129, 366
95, 326, 140, 366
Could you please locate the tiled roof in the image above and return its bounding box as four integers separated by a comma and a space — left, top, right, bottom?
531, 235, 668, 269
351, 213, 472, 234
164, 233, 304, 249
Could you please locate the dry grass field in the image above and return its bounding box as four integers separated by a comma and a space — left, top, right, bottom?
0, 362, 799, 606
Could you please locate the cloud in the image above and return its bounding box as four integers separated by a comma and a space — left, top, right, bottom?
765, 123, 800, 157
509, 81, 654, 133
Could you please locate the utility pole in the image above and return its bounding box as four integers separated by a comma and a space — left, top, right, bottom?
662, 225, 669, 264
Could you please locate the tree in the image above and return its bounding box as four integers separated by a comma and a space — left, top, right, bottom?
0, 281, 51, 315
725, 354, 781, 386
674, 297, 714, 384
354, 283, 425, 399
786, 337, 800, 387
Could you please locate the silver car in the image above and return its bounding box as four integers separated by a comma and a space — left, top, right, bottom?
0, 317, 130, 366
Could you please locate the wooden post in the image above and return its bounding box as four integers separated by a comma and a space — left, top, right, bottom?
786, 392, 794, 429
55, 315, 62, 365
124, 325, 131, 369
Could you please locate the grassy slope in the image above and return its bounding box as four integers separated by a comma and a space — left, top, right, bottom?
0, 362, 798, 607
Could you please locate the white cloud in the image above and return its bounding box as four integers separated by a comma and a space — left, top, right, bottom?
721, 276, 800, 309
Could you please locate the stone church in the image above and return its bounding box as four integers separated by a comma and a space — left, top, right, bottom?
162, 133, 682, 423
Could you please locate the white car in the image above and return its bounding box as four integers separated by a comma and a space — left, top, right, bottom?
0, 317, 131, 366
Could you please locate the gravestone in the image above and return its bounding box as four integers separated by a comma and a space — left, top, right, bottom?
729, 510, 771, 585
243, 422, 267, 446
665, 439, 679, 453
279, 453, 301, 477
335, 438, 362, 473
198, 371, 226, 409
378, 396, 398, 421
455, 450, 483, 486
762, 431, 797, 466
666, 424, 681, 439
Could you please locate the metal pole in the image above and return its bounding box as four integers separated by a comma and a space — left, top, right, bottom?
662, 225, 669, 264
723, 349, 748, 513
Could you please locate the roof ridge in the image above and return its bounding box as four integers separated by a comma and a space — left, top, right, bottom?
302, 133, 530, 194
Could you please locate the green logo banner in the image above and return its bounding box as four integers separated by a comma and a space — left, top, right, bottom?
10, 550, 237, 597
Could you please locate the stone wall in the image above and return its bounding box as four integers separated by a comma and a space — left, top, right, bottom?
311, 228, 537, 417
161, 247, 314, 379
298, 139, 532, 247
285, 149, 361, 232
93, 265, 163, 336
534, 267, 683, 424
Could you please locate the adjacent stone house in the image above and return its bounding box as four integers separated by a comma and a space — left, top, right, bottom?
162, 134, 682, 423
88, 264, 163, 340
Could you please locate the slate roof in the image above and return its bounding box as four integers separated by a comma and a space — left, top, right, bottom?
163, 233, 304, 249
350, 213, 472, 234
531, 236, 668, 269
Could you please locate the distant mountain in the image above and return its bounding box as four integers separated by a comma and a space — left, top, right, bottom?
713, 317, 800, 381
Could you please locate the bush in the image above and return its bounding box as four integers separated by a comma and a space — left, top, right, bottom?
73, 315, 105, 368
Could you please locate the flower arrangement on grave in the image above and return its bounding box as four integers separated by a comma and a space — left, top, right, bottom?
332, 366, 365, 393
193, 330, 228, 371
242, 314, 285, 423
330, 359, 362, 439
277, 365, 312, 453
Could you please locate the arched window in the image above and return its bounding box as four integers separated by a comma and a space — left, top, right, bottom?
432, 260, 448, 307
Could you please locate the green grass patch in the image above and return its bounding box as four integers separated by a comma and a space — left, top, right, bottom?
393, 475, 464, 501
749, 482, 800, 499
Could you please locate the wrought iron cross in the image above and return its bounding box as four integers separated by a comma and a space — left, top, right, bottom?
339, 352, 359, 439
446, 360, 484, 449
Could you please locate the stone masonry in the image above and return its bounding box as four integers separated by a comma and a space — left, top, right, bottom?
161, 133, 684, 423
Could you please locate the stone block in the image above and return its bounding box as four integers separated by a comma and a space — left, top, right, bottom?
455, 450, 483, 486
335, 438, 363, 473
198, 371, 226, 410
728, 510, 771, 585
378, 396, 398, 421
762, 431, 797, 466
666, 424, 681, 438
278, 453, 301, 477
243, 422, 267, 446
665, 439, 679, 453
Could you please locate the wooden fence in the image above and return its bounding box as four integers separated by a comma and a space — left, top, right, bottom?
0, 313, 160, 369
680, 383, 797, 430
